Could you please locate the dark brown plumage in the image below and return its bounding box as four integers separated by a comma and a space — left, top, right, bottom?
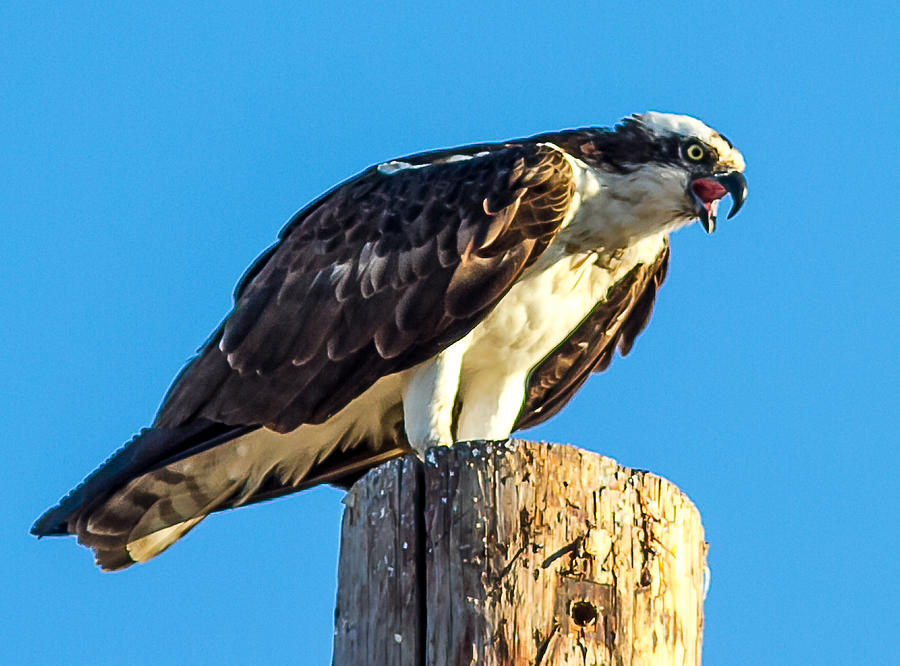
156, 143, 574, 432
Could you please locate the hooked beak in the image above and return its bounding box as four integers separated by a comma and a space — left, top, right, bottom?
690, 171, 748, 233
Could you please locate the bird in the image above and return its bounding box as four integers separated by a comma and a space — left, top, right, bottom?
32, 112, 747, 570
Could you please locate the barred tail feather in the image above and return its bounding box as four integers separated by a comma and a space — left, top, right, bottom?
66, 425, 345, 570
73, 450, 252, 570
34, 382, 410, 570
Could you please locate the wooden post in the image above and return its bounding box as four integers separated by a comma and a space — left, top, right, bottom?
333, 440, 707, 665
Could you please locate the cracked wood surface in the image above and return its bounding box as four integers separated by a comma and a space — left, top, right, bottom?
333, 440, 706, 665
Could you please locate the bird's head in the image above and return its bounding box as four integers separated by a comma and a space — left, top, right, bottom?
567, 112, 748, 237
635, 112, 747, 233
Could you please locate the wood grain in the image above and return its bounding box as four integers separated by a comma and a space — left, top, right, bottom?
333, 440, 706, 665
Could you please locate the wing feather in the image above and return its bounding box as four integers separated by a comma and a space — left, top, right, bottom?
515, 242, 671, 430
156, 142, 575, 432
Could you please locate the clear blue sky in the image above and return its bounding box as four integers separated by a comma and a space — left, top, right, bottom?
3, 3, 897, 664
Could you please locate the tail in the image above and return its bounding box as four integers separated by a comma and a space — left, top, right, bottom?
33, 419, 409, 570
72, 458, 245, 570
32, 421, 255, 570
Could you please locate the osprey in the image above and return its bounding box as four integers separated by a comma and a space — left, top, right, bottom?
33, 112, 747, 569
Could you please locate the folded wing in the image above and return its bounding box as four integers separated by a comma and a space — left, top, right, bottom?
33, 142, 577, 568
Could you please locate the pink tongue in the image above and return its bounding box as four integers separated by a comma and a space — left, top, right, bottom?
692, 178, 727, 204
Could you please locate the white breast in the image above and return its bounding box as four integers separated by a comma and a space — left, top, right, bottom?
461, 145, 665, 376
449, 231, 666, 440
463, 236, 665, 377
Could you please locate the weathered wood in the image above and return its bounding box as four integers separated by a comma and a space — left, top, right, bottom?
333, 440, 707, 665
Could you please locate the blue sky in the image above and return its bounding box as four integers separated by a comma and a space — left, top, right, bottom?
3, 2, 897, 663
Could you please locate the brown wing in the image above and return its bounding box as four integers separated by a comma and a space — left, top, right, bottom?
32, 142, 576, 568
157, 142, 575, 432
515, 242, 670, 430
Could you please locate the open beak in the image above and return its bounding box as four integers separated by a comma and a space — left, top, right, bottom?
690, 171, 748, 233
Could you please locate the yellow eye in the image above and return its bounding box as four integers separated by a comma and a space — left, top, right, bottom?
686, 143, 705, 161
